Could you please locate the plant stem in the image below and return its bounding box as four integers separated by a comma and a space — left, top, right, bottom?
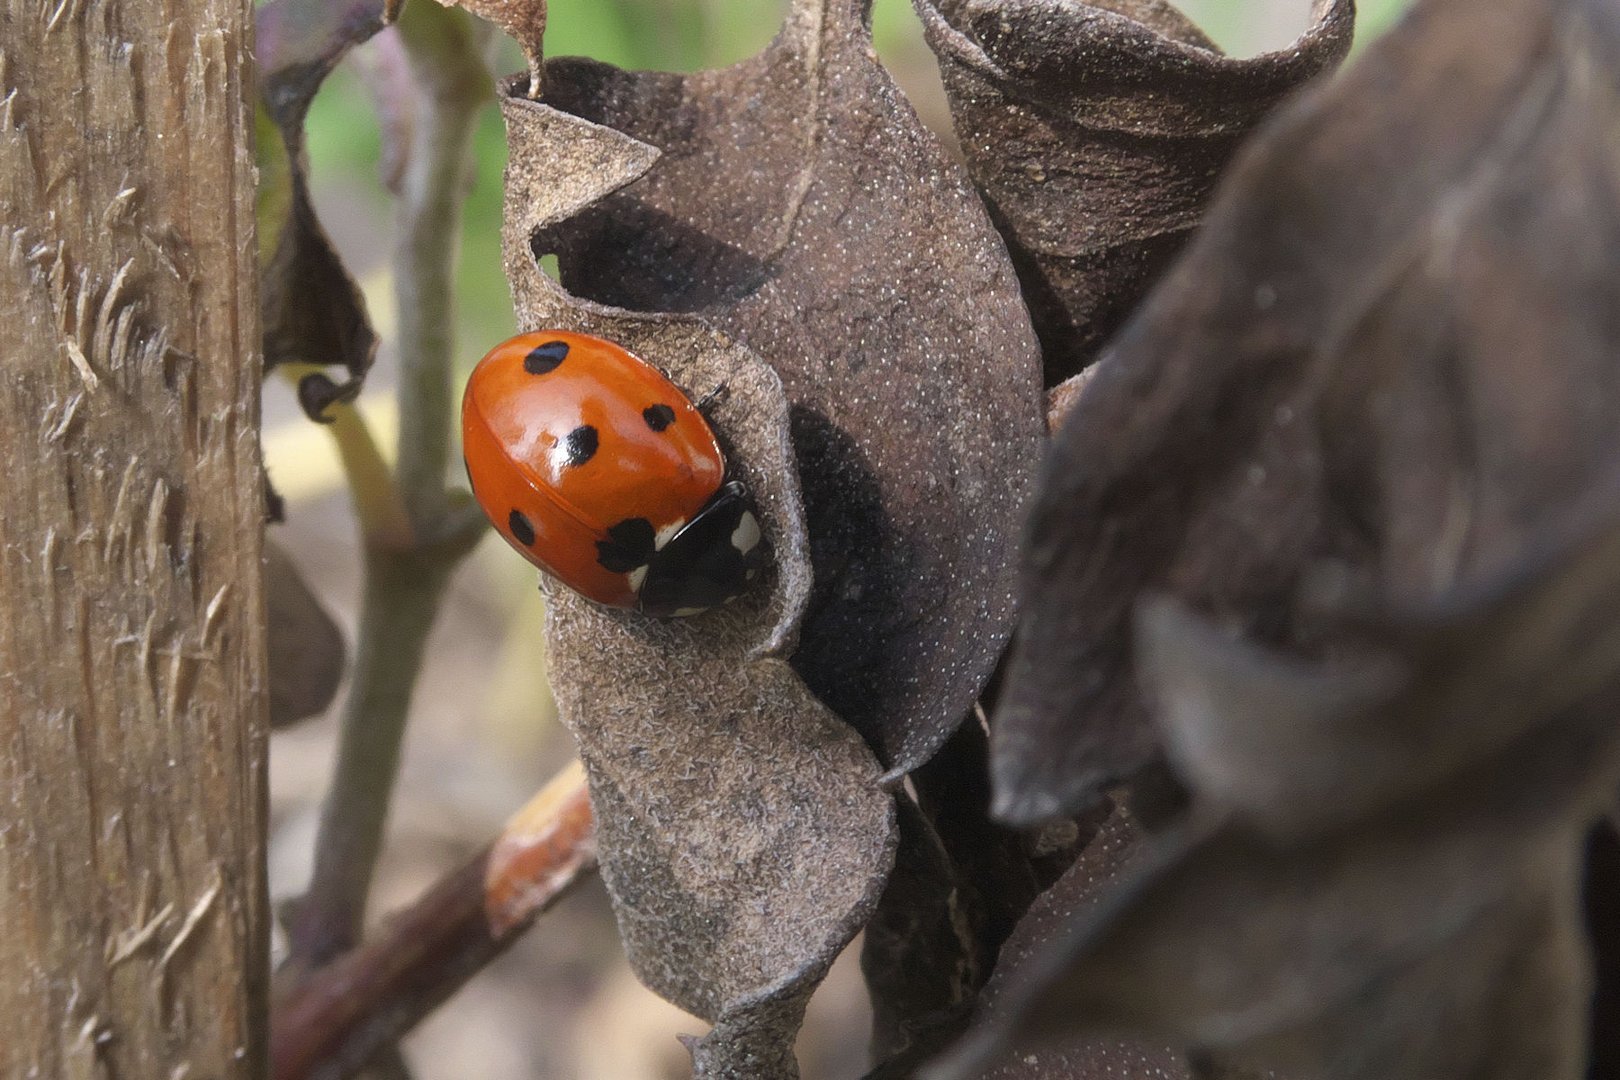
288, 545, 462, 966
275, 364, 415, 548
273, 766, 596, 1080
287, 0, 494, 969
392, 2, 494, 526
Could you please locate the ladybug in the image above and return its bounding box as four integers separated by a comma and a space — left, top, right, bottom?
461, 330, 765, 617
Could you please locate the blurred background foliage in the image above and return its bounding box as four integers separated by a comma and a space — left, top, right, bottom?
266, 3, 1418, 1078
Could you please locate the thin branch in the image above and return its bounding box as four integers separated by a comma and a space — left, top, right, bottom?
273, 764, 596, 1080
286, 1, 494, 968
391, 2, 494, 527
1045, 364, 1099, 435
286, 542, 469, 967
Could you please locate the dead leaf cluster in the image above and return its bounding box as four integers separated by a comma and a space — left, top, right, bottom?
256, 0, 1620, 1076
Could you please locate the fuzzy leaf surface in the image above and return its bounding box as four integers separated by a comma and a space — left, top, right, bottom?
499, 91, 897, 1078
531, 0, 1045, 774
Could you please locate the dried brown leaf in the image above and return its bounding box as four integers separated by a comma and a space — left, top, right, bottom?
257, 0, 393, 126
499, 94, 895, 1076
1140, 488, 1620, 842
914, 0, 1354, 383
266, 541, 346, 729
960, 802, 1197, 1080
993, 0, 1620, 824
937, 635, 1620, 1078
529, 0, 1045, 775
938, 2, 1620, 1073
443, 0, 546, 95
256, 0, 387, 417
860, 798, 986, 1076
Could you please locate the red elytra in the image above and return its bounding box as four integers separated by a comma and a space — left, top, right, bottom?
461, 330, 763, 615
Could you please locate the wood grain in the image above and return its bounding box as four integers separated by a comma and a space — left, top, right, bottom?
0, 0, 268, 1076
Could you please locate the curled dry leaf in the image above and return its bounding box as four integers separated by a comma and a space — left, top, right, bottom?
266, 541, 346, 729
1142, 488, 1620, 844
865, 785, 1193, 1080
935, 0, 1620, 1075
914, 0, 1354, 383
256, 0, 386, 420
532, 0, 1045, 775
993, 0, 1620, 824
943, 505, 1620, 1077
498, 93, 894, 1076
861, 797, 990, 1078
440, 0, 546, 96
1044, 367, 1100, 433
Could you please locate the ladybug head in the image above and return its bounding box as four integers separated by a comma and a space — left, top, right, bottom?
633, 481, 767, 617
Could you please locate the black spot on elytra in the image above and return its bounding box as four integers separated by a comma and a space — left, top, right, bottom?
643, 404, 677, 432
596, 517, 656, 573
524, 340, 569, 374
564, 425, 599, 467
508, 509, 536, 546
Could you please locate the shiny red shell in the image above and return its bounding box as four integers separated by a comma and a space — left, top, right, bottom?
461, 331, 726, 608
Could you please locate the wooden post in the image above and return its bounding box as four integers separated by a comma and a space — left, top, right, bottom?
0, 0, 268, 1076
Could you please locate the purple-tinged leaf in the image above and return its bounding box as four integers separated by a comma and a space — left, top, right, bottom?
256, 0, 389, 418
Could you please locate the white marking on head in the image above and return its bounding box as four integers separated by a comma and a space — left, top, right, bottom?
654, 520, 684, 551
730, 512, 761, 555
672, 606, 708, 617
627, 565, 649, 593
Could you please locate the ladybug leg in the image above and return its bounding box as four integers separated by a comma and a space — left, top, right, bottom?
694, 382, 731, 414
636, 481, 766, 617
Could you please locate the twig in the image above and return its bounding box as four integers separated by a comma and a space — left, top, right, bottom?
1045, 364, 1099, 434
286, 540, 476, 967
273, 764, 596, 1080
286, 0, 495, 968
391, 2, 495, 528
